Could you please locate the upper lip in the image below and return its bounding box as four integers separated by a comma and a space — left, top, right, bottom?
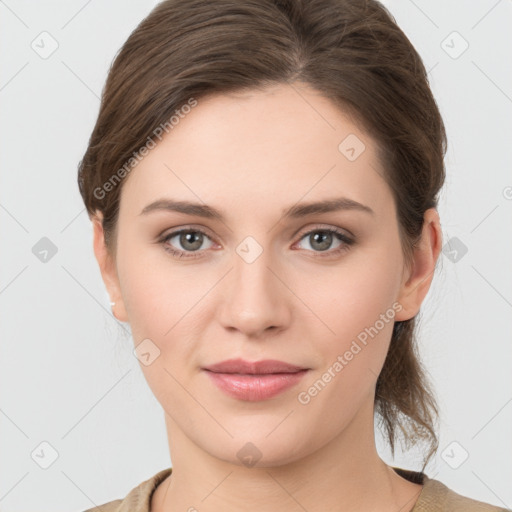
202, 358, 307, 374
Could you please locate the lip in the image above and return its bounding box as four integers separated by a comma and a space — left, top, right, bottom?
203, 358, 307, 374
202, 358, 309, 401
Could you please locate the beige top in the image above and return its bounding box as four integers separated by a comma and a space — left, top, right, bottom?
84, 466, 510, 511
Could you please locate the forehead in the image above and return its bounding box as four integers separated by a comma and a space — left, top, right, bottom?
119, 83, 393, 220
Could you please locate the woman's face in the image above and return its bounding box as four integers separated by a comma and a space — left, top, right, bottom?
95, 82, 438, 467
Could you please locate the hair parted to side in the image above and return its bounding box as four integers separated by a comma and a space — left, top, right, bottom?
78, 0, 447, 472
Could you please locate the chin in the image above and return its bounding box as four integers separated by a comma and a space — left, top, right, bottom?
203, 433, 309, 469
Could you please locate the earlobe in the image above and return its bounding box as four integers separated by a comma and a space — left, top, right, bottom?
91, 211, 129, 322
394, 208, 443, 322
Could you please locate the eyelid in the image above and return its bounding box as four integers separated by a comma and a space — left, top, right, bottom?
159, 224, 218, 242
293, 223, 353, 241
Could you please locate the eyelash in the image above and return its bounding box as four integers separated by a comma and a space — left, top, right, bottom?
159, 226, 354, 260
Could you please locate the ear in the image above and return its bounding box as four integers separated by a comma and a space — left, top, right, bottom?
394, 208, 443, 322
91, 211, 129, 323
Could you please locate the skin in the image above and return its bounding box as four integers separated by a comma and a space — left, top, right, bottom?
92, 82, 442, 512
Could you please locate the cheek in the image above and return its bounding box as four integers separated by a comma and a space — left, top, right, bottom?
292, 247, 402, 407
115, 242, 214, 392
301, 252, 401, 344
293, 268, 399, 432
117, 254, 207, 416
116, 237, 208, 339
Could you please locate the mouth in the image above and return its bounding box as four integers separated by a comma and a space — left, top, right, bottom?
202, 358, 309, 401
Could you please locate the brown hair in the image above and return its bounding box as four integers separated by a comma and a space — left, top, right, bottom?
78, 0, 447, 472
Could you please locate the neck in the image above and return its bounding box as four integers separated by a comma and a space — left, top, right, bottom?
152, 399, 423, 512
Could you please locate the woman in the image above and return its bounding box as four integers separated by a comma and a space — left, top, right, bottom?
77, 0, 508, 510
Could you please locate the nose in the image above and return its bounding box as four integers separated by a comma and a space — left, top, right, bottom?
217, 245, 291, 338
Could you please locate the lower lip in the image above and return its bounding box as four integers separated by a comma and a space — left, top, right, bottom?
204, 370, 309, 401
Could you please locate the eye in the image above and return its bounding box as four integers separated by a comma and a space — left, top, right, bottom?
159, 225, 354, 260
160, 228, 215, 258
294, 227, 354, 256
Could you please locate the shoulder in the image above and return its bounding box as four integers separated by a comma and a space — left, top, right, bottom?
82, 467, 172, 512
414, 473, 510, 512
83, 498, 123, 512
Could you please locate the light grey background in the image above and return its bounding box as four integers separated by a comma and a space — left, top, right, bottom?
0, 1, 511, 511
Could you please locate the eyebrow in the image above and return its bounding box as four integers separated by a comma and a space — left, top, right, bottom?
139, 197, 375, 221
